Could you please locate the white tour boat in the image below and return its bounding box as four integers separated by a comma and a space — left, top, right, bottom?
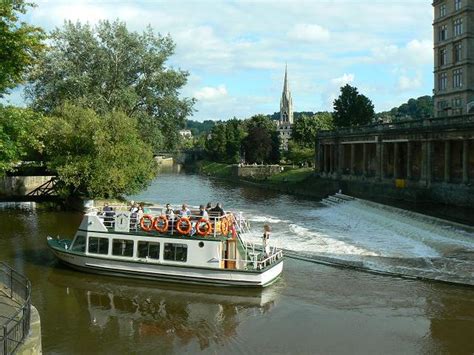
47, 204, 283, 287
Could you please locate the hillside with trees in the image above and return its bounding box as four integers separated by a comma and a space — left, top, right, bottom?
376, 96, 433, 121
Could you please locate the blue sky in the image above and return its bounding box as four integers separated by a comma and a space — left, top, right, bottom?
3, 0, 434, 121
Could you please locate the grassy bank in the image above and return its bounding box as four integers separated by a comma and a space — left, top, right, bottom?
195, 160, 336, 199
197, 161, 234, 179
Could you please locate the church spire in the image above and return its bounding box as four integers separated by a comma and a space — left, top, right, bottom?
280, 64, 293, 124
283, 63, 289, 96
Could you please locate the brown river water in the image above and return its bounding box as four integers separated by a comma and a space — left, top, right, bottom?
0, 172, 473, 354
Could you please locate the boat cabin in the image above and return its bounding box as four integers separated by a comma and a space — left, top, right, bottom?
66, 205, 282, 272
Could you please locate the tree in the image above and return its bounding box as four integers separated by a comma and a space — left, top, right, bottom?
26, 20, 194, 152
292, 112, 334, 148
242, 115, 279, 164
0, 0, 45, 96
333, 84, 375, 128
205, 123, 227, 162
0, 105, 43, 175
39, 104, 157, 198
224, 118, 245, 163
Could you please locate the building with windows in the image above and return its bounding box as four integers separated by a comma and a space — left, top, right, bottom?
433, 0, 474, 116
277, 65, 293, 150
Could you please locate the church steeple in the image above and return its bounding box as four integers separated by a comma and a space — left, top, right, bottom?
280, 64, 293, 124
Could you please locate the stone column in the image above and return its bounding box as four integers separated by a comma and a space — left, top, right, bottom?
406, 141, 412, 180
463, 139, 469, 184
394, 142, 399, 179
362, 143, 367, 177
427, 141, 433, 185
350, 144, 355, 176
376, 139, 383, 180
444, 140, 451, 183
321, 144, 327, 174
329, 144, 334, 175
338, 143, 344, 178
421, 141, 432, 186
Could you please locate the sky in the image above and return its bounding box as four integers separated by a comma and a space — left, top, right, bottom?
3, 0, 434, 121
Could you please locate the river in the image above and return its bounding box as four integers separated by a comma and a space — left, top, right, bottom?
0, 172, 473, 354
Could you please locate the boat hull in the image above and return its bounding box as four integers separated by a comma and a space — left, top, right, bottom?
49, 244, 283, 287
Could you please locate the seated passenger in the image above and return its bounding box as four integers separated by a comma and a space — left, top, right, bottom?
199, 204, 209, 219
102, 202, 115, 227
179, 203, 191, 218
163, 203, 175, 220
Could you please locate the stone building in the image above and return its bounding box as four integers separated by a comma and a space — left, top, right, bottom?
433, 0, 474, 117
277, 65, 293, 150
316, 117, 474, 206
314, 1, 474, 208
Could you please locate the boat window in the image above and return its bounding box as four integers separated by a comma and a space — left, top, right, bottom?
164, 243, 187, 262
112, 239, 134, 257
138, 241, 160, 260
71, 235, 86, 252
88, 237, 109, 255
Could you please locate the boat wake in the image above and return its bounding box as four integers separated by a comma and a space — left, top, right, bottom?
243, 198, 474, 286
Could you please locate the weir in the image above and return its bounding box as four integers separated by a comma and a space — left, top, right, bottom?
247, 193, 474, 286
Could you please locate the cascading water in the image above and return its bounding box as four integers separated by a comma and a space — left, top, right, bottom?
243, 195, 474, 286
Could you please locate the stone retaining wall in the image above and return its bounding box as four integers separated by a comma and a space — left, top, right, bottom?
234, 165, 282, 180
0, 176, 54, 196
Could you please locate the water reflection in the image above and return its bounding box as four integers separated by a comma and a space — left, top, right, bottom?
48, 267, 277, 351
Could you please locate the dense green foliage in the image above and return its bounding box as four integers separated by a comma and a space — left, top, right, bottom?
376, 96, 433, 121
242, 115, 280, 164
205, 119, 245, 163
292, 112, 333, 148
27, 20, 194, 152
204, 115, 279, 164
333, 84, 375, 128
267, 111, 315, 122
0, 0, 45, 96
0, 105, 42, 174
39, 104, 157, 198
186, 119, 216, 136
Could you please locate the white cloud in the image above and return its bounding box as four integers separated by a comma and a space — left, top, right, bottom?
194, 85, 228, 101
331, 73, 355, 87
288, 24, 330, 42
397, 73, 422, 92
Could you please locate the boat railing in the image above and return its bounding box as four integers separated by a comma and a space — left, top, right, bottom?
221, 249, 283, 271
96, 207, 238, 238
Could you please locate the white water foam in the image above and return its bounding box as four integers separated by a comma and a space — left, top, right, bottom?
243, 200, 473, 284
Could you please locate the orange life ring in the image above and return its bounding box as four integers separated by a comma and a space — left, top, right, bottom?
140, 215, 154, 232
176, 217, 192, 235
153, 215, 168, 233
196, 218, 212, 236
220, 217, 229, 235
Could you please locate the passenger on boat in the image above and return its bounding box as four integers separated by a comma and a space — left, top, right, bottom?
102, 203, 115, 227
210, 202, 225, 217
263, 224, 271, 256
130, 202, 139, 230
199, 204, 209, 219
140, 202, 151, 214
164, 203, 175, 220
205, 202, 212, 211
179, 204, 191, 217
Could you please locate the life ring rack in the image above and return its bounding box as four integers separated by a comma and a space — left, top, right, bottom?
140, 214, 154, 232
196, 218, 212, 236
220, 217, 229, 236
176, 217, 192, 235
153, 215, 168, 233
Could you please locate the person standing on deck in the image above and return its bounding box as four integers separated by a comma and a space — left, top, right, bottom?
263, 224, 271, 256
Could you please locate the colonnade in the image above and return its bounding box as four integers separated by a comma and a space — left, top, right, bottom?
318, 138, 473, 185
